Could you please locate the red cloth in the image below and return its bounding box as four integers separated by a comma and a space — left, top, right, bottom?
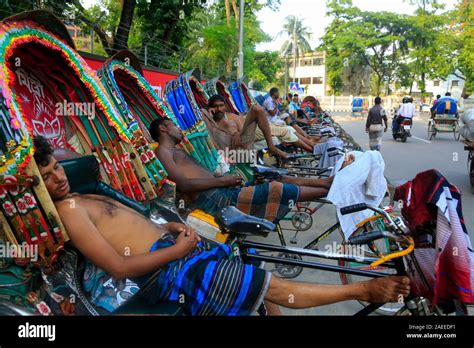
394, 169, 474, 305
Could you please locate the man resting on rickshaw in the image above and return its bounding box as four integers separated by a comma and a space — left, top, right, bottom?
34, 136, 410, 316
151, 117, 333, 223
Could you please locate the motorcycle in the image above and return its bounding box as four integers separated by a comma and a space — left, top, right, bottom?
392, 117, 413, 143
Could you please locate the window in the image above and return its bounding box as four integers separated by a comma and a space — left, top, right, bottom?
300, 77, 311, 84
312, 77, 323, 84
433, 80, 440, 86
303, 59, 312, 66
452, 80, 459, 87
312, 58, 324, 66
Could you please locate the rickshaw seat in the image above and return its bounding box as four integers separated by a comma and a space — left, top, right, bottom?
58, 155, 184, 315
215, 206, 276, 236
60, 155, 150, 217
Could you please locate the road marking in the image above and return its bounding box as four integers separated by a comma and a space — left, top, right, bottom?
411, 136, 431, 144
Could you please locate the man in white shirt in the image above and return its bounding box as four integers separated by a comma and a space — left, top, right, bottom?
262, 87, 320, 152
393, 97, 414, 133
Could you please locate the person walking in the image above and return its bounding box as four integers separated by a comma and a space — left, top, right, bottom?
366, 96, 388, 151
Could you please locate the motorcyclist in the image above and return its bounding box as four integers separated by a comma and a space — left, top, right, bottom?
392, 97, 414, 135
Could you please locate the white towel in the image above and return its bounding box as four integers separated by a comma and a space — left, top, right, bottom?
327, 150, 387, 239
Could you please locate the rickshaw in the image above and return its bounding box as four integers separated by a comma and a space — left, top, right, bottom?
351, 97, 364, 117
427, 97, 461, 140
465, 140, 474, 194
1, 10, 470, 318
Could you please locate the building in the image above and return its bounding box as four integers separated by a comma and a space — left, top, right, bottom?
286, 51, 327, 97
411, 71, 466, 100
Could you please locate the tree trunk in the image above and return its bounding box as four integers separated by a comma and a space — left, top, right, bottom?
112, 0, 136, 53
231, 0, 239, 23
162, 18, 179, 44
225, 0, 231, 27
284, 57, 289, 94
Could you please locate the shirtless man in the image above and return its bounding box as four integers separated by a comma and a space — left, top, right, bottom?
150, 118, 351, 224
203, 94, 287, 157
204, 95, 317, 154
34, 135, 411, 315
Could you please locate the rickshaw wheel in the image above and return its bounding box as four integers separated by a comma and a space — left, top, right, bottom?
274, 253, 303, 279
338, 222, 404, 315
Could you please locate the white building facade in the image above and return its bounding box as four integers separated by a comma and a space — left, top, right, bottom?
287, 51, 327, 98
411, 71, 465, 99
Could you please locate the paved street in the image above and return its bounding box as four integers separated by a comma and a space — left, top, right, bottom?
250, 111, 473, 315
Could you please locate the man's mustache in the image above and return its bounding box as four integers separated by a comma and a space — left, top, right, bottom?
212, 111, 225, 120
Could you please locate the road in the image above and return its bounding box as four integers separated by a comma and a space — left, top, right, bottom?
250, 111, 473, 315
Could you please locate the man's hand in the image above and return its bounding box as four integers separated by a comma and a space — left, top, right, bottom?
173, 228, 201, 258
219, 175, 243, 187
361, 276, 410, 303
231, 132, 241, 148
165, 222, 196, 236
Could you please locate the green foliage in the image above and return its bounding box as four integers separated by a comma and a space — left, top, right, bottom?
321, 0, 471, 96
247, 51, 283, 90
182, 2, 275, 80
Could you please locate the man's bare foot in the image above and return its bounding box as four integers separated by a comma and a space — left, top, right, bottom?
269, 147, 289, 159
361, 276, 410, 303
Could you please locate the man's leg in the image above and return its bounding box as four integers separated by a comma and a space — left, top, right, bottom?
280, 175, 333, 189
293, 133, 314, 152
245, 105, 287, 158
295, 185, 329, 201
264, 274, 410, 309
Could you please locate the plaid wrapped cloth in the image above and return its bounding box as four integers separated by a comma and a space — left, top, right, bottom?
194, 181, 300, 223
133, 234, 271, 316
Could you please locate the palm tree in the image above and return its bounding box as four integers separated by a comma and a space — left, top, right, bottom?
279, 16, 312, 90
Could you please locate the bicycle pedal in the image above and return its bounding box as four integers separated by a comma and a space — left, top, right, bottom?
290, 238, 298, 244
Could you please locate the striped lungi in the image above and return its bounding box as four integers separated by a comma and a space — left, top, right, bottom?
368, 124, 383, 151
194, 180, 300, 223
133, 234, 271, 316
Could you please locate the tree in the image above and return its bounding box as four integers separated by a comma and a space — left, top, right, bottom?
449, 0, 473, 96
183, 1, 275, 78
247, 51, 283, 90
279, 16, 312, 88
321, 1, 411, 95
403, 0, 454, 94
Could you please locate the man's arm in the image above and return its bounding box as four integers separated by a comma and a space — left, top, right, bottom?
263, 98, 278, 116
57, 203, 189, 279
157, 149, 242, 192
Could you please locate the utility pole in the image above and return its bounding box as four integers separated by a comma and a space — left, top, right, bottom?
237, 0, 244, 79
90, 28, 94, 54
144, 45, 148, 66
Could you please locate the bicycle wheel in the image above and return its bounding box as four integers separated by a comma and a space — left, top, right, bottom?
338, 218, 405, 315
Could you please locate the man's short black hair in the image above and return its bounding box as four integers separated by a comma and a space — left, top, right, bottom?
445, 92, 451, 96
149, 117, 171, 142
293, 93, 298, 97
208, 94, 225, 108
34, 135, 54, 167
269, 87, 279, 96
287, 93, 293, 98
375, 96, 382, 104
436, 94, 441, 99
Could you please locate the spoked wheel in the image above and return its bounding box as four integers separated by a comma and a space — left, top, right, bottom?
274, 253, 304, 279
468, 151, 474, 194
338, 219, 404, 315
454, 123, 461, 141
427, 121, 436, 140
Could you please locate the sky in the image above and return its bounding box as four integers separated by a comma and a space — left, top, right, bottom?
256, 0, 458, 52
